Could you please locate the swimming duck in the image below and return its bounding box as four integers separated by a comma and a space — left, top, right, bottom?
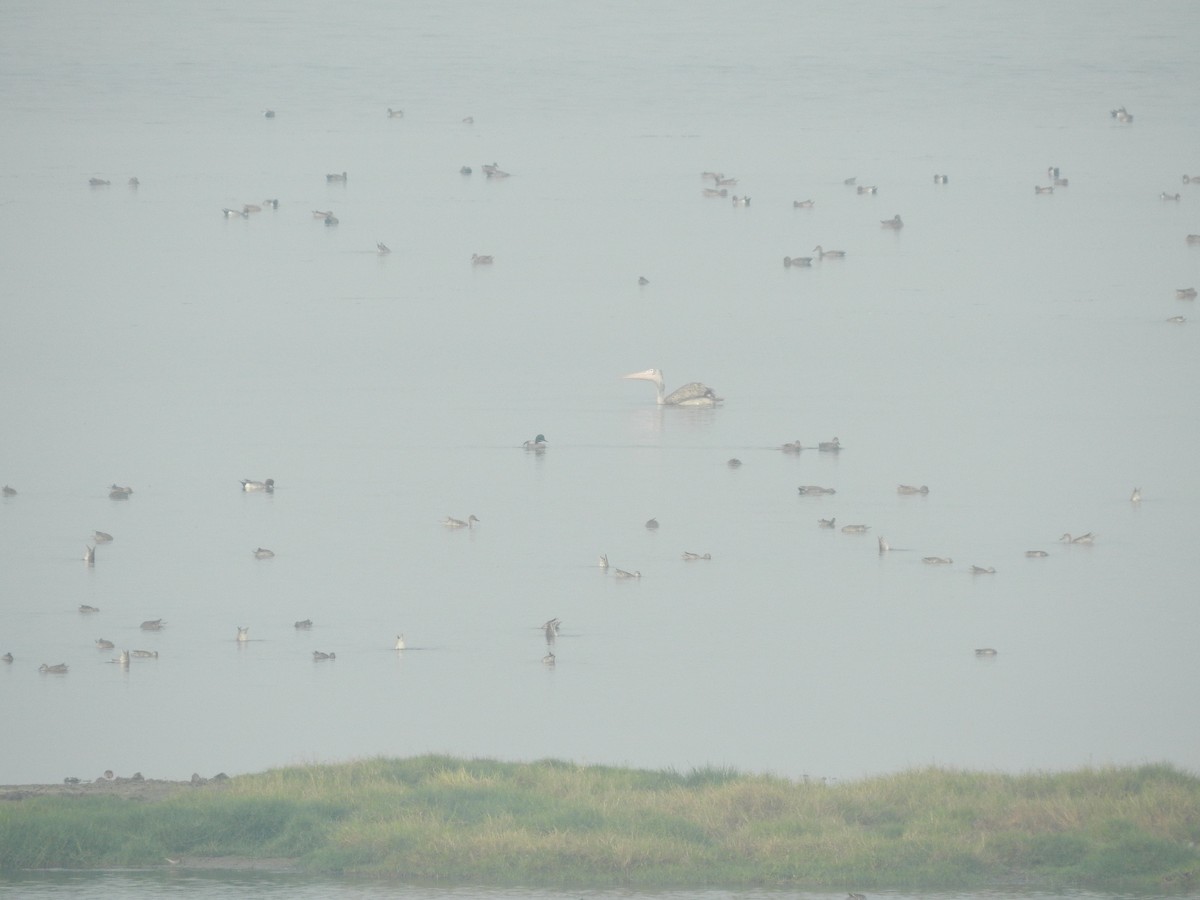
294, 619, 313, 629
731, 195, 750, 206
793, 199, 815, 207
896, 485, 929, 495
324, 215, 339, 226
243, 203, 262, 214
79, 604, 99, 613
96, 639, 115, 649
241, 478, 274, 492
222, 207, 249, 218
1054, 177, 1069, 187
783, 256, 812, 267
971, 566, 997, 574
922, 556, 953, 565
780, 440, 805, 453
933, 174, 949, 184
236, 626, 249, 642
818, 437, 841, 452
89, 178, 110, 186
483, 164, 510, 178
843, 177, 857, 185
471, 253, 494, 265
254, 547, 275, 559
263, 199, 279, 209
727, 458, 742, 468
681, 552, 711, 560
313, 210, 333, 219
1025, 550, 1049, 558
702, 188, 728, 198
1060, 532, 1095, 544
377, 242, 392, 254
638, 276, 650, 285
813, 245, 846, 259
395, 633, 406, 650
1034, 185, 1054, 194
264, 110, 275, 118
974, 648, 998, 657
523, 434, 548, 450
109, 484, 133, 499
856, 185, 878, 194
326, 172, 348, 182
1176, 288, 1197, 299
2, 485, 16, 496
818, 517, 836, 529
460, 166, 473, 175
542, 651, 556, 666
613, 568, 642, 579
443, 515, 480, 529
312, 651, 336, 661
645, 518, 659, 530
798, 485, 836, 495
841, 524, 870, 534
880, 214, 903, 228
1161, 192, 1182, 201
130, 649, 158, 658
462, 116, 474, 124
1188, 235, 1200, 245
387, 108, 404, 118
93, 531, 113, 543
141, 619, 165, 630
1, 653, 12, 663
39, 663, 69, 674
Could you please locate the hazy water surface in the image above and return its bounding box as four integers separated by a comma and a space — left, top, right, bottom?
1, 0, 1199, 797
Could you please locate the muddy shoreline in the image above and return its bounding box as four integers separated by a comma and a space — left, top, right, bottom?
0, 775, 229, 803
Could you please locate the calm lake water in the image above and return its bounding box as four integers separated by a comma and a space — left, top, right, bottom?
2, 2, 1200, 891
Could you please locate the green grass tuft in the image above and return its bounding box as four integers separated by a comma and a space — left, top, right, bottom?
2, 756, 1198, 892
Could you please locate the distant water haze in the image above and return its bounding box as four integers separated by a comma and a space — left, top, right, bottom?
1, 0, 1198, 789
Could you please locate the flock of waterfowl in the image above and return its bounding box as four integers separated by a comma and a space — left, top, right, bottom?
85, 104, 1197, 325
45, 102, 1192, 685
4, 347, 1151, 675
2, 481, 326, 672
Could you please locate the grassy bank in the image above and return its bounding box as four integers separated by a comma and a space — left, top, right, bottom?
1, 756, 1198, 891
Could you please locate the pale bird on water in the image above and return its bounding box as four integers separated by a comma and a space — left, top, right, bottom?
623, 368, 721, 407
1060, 532, 1095, 544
